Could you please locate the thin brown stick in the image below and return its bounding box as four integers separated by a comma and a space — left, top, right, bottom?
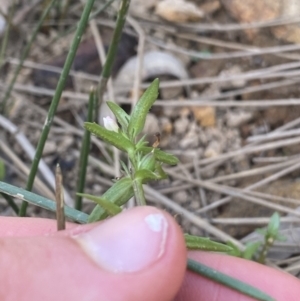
55, 164, 65, 231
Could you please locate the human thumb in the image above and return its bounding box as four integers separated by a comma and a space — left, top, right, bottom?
0, 206, 186, 301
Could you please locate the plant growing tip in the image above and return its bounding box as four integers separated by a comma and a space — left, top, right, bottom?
88, 176, 134, 223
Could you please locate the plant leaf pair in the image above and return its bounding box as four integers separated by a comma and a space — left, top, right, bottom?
88, 176, 134, 222
138, 146, 179, 165
185, 234, 233, 253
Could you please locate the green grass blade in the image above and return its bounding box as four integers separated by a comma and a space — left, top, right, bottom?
75, 88, 95, 210
96, 0, 131, 119
100, 0, 130, 79
187, 258, 275, 301
0, 181, 88, 223
19, 0, 97, 216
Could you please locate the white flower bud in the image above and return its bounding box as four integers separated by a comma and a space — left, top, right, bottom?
103, 116, 119, 132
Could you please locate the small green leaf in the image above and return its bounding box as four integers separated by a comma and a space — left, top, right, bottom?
77, 193, 122, 216
256, 228, 267, 236
134, 169, 160, 183
267, 212, 280, 237
136, 135, 148, 149
185, 234, 233, 253
275, 233, 286, 242
155, 163, 168, 179
106, 101, 130, 132
228, 241, 262, 260
243, 242, 262, 260
139, 147, 179, 165
88, 177, 134, 222
84, 122, 134, 153
120, 160, 130, 176
154, 149, 179, 165
226, 241, 242, 257
127, 78, 159, 138
138, 152, 156, 171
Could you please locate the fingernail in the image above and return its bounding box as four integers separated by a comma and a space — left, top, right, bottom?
75, 209, 169, 273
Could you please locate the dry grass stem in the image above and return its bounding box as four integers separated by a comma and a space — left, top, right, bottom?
55, 164, 66, 231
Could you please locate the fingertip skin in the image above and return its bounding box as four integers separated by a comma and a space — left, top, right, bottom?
0, 207, 187, 301
175, 252, 300, 301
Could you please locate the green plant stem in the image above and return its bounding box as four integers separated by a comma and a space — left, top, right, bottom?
19, 0, 97, 216
96, 0, 131, 117
75, 88, 95, 210
1, 193, 19, 215
187, 258, 275, 301
257, 239, 272, 264
1, 0, 57, 113
132, 179, 146, 206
